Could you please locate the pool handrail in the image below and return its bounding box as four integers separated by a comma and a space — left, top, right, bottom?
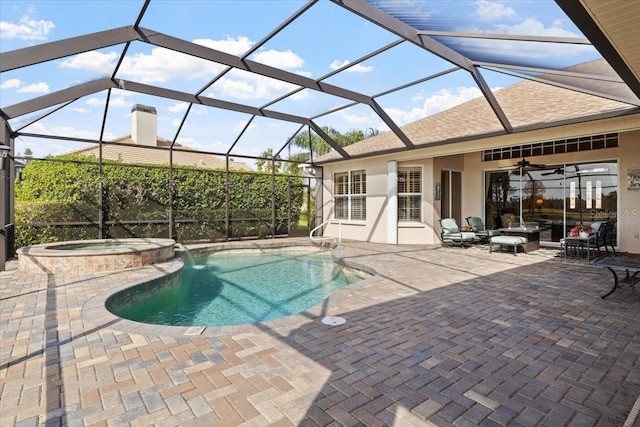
310, 219, 342, 244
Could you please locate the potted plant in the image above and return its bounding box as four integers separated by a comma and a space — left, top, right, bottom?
570, 223, 594, 239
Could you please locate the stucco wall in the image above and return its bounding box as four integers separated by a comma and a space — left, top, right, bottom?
321, 127, 639, 252
322, 155, 439, 244
322, 158, 389, 243
617, 131, 640, 253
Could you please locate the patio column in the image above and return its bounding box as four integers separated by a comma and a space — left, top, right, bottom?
387, 160, 398, 244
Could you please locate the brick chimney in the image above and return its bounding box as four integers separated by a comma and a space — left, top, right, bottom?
131, 104, 157, 146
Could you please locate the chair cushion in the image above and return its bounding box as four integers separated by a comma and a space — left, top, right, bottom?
443, 231, 475, 241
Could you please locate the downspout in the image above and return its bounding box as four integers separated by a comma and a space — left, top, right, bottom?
168, 148, 174, 240
225, 155, 230, 241
387, 160, 398, 244
98, 139, 104, 239
271, 158, 276, 239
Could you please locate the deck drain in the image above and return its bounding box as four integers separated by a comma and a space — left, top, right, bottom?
623, 394, 640, 427
322, 316, 346, 326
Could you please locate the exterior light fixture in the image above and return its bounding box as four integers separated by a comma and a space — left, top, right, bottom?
0, 145, 10, 170
15, 159, 27, 181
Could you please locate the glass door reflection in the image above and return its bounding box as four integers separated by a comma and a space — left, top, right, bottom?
485, 161, 617, 245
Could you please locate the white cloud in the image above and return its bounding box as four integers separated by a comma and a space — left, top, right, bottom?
167, 102, 189, 113
59, 51, 117, 75
194, 35, 255, 55
53, 35, 309, 103
213, 77, 255, 99
295, 70, 314, 78
17, 82, 49, 94
120, 46, 226, 83
1, 78, 21, 89
329, 60, 372, 73
70, 107, 90, 113
386, 86, 483, 125
233, 120, 256, 133
475, 0, 516, 22
0, 6, 54, 41
253, 49, 304, 70
496, 18, 579, 38
59, 45, 225, 83
85, 94, 131, 108
340, 111, 371, 124
176, 136, 229, 153
15, 122, 117, 157
210, 71, 299, 101
287, 89, 311, 101
190, 105, 209, 115
461, 14, 587, 59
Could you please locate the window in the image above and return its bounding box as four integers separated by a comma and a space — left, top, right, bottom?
482, 133, 618, 161
334, 170, 366, 220
398, 167, 421, 222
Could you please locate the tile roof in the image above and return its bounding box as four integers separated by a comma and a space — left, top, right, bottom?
315, 61, 637, 163
69, 136, 252, 171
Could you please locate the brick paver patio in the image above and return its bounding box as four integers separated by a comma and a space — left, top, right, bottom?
1, 240, 638, 426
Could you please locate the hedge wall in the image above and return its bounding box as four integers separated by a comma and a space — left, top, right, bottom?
15, 155, 303, 248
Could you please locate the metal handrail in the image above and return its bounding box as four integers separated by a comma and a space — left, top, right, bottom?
310, 219, 342, 243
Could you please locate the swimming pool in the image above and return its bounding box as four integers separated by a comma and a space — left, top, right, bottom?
107, 249, 365, 327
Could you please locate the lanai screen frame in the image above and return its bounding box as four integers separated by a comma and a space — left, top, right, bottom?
1, 0, 639, 268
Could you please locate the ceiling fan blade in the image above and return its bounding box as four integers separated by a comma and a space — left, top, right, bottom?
541, 168, 564, 176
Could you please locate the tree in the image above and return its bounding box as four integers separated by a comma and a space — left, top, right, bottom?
288, 125, 379, 165
256, 148, 282, 172
24, 148, 33, 158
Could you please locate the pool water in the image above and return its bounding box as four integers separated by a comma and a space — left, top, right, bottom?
111, 250, 364, 326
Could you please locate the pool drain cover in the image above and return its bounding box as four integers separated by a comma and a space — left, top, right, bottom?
322, 316, 346, 326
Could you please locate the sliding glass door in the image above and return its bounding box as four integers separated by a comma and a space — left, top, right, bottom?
485, 161, 617, 244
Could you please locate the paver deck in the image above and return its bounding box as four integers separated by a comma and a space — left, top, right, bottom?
1, 239, 638, 426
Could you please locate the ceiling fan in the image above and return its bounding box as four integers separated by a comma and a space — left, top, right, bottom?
499, 158, 547, 175
513, 157, 546, 170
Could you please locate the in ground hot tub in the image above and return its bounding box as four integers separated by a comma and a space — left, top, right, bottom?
17, 238, 175, 274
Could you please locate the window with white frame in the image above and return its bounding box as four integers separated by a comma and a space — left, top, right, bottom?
334, 170, 366, 220
398, 167, 421, 221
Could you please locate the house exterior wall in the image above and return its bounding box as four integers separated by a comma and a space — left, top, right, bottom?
617, 131, 640, 253
321, 125, 639, 253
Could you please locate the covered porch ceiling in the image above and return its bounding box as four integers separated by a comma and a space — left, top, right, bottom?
1, 0, 639, 166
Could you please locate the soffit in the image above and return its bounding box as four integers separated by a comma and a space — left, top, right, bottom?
581, 0, 640, 87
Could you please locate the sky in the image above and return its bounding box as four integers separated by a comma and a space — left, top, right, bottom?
0, 0, 599, 167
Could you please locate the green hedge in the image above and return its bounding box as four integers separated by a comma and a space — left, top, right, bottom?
15, 155, 303, 248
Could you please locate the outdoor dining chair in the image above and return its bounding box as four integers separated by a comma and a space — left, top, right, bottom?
465, 216, 501, 243
440, 218, 476, 247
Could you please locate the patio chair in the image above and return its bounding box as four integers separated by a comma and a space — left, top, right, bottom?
465, 216, 501, 243
440, 218, 476, 247
587, 222, 606, 256
605, 221, 617, 255
590, 221, 617, 256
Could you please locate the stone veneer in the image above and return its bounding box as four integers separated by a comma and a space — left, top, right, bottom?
16, 238, 175, 275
